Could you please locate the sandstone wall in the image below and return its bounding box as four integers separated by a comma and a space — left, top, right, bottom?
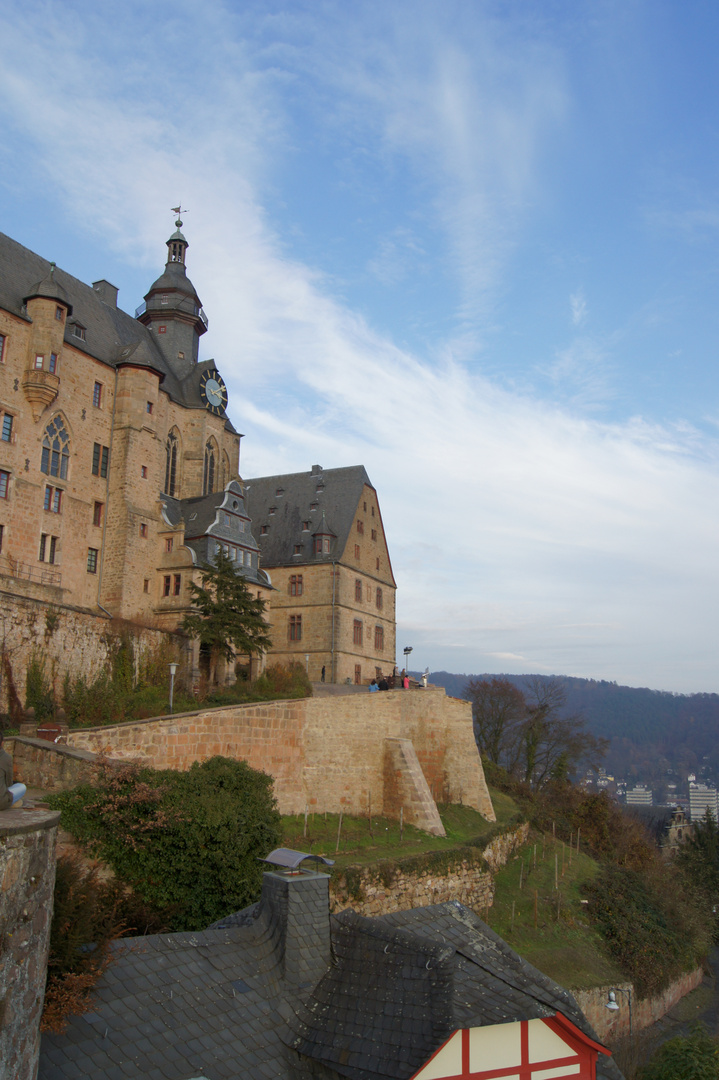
66, 687, 495, 831
0, 590, 185, 716
0, 808, 61, 1080
574, 968, 704, 1042
6, 736, 97, 791
329, 824, 528, 918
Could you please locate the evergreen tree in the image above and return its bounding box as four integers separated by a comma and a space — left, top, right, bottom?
182, 550, 272, 684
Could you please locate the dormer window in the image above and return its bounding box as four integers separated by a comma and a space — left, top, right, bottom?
269, 506, 276, 516
161, 295, 169, 305
302, 521, 310, 531
275, 487, 284, 497
72, 323, 86, 341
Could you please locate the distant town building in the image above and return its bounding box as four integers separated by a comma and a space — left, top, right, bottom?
689, 783, 719, 823
625, 784, 653, 807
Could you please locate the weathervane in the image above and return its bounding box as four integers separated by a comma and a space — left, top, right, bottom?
170, 204, 188, 227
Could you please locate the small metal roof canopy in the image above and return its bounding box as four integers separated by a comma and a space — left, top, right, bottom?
261, 848, 335, 874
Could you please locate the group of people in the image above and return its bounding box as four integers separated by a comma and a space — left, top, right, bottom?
368, 667, 425, 692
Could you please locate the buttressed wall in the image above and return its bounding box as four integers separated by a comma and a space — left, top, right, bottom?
67, 687, 494, 836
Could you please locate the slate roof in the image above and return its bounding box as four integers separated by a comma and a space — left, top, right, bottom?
243, 465, 377, 569
286, 903, 624, 1080
0, 231, 237, 432
39, 874, 625, 1080
160, 480, 270, 588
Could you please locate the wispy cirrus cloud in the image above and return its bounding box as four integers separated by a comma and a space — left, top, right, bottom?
1, 0, 718, 691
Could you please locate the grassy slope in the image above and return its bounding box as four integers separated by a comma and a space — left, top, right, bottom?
486, 832, 624, 990
281, 788, 520, 871
281, 789, 622, 992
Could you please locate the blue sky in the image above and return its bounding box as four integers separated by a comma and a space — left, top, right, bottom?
2, 0, 719, 691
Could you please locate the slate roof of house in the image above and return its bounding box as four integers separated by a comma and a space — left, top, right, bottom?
243, 464, 378, 569
0, 231, 237, 432
39, 873, 624, 1080
160, 480, 270, 587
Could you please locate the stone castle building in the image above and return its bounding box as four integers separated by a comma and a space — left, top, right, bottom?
0, 221, 396, 692
245, 465, 396, 684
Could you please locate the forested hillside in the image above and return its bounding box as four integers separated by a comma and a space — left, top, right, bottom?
427, 671, 719, 784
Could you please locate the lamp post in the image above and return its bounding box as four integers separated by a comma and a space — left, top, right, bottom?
605, 988, 632, 1035
168, 662, 178, 714
403, 646, 413, 676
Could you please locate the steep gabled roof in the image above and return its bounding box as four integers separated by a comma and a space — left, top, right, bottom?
285, 903, 624, 1080
39, 883, 624, 1080
243, 464, 374, 568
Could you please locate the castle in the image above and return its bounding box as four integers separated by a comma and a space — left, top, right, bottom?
0, 219, 395, 698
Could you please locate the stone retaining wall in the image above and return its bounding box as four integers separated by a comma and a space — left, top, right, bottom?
0, 589, 184, 717
5, 737, 97, 791
574, 967, 705, 1042
66, 689, 495, 833
0, 808, 61, 1080
329, 824, 529, 918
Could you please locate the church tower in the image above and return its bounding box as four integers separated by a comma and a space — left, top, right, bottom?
136, 214, 208, 378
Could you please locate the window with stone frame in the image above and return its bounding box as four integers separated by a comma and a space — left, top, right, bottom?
42, 418, 70, 479
203, 440, 216, 495
86, 547, 98, 573
353, 619, 363, 646
93, 382, 103, 408
376, 587, 383, 610
163, 575, 171, 597
0, 471, 8, 499
44, 486, 62, 513
375, 625, 384, 651
1, 413, 12, 442
40, 534, 58, 564
0, 334, 5, 362
91, 442, 109, 479
290, 574, 303, 596
165, 432, 178, 496
356, 520, 364, 534
355, 578, 362, 602
0, 524, 3, 553
371, 528, 377, 541
93, 502, 103, 527
173, 574, 182, 596
354, 544, 360, 559
289, 614, 302, 641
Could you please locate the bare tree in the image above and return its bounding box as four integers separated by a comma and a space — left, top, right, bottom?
467, 675, 607, 788
466, 677, 526, 767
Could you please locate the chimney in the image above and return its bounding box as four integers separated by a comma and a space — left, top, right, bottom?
259, 869, 331, 987
310, 464, 323, 475
92, 279, 119, 307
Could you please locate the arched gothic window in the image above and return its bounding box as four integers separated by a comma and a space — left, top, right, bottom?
165, 432, 178, 497
203, 440, 216, 495
41, 416, 69, 479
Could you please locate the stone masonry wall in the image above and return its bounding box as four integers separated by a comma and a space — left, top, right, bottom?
574, 967, 704, 1043
329, 824, 529, 917
0, 590, 185, 716
0, 809, 61, 1080
66, 687, 495, 830
5, 736, 97, 791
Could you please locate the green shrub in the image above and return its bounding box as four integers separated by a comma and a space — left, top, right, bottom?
253, 662, 313, 699
48, 756, 283, 931
638, 1025, 719, 1080
25, 650, 54, 721
584, 865, 710, 997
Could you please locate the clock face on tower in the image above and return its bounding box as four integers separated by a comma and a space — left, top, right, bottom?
199, 368, 228, 416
